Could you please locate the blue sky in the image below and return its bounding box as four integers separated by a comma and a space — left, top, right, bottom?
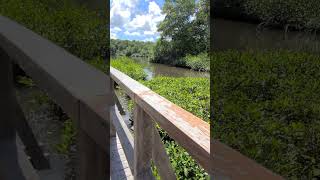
110, 0, 165, 42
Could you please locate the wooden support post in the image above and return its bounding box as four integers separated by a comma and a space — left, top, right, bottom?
133, 105, 154, 179
0, 49, 25, 180
110, 79, 116, 137
76, 100, 110, 180
78, 129, 109, 180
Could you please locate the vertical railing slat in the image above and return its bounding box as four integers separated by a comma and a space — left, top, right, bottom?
133, 105, 155, 179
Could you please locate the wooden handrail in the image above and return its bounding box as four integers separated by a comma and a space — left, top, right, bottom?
0, 16, 111, 180
111, 67, 284, 180
110, 67, 211, 178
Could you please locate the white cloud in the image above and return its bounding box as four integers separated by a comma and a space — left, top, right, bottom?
111, 32, 117, 39
126, 1, 165, 37
111, 0, 165, 41
110, 0, 139, 28
148, 1, 162, 15
124, 31, 141, 36
112, 27, 122, 32
143, 37, 155, 42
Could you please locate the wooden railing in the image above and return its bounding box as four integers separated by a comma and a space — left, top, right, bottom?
0, 16, 111, 180
0, 15, 285, 180
110, 67, 211, 179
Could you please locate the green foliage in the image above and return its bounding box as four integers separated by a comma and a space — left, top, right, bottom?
154, 0, 209, 65
17, 76, 35, 87
144, 77, 210, 122
111, 57, 147, 81
211, 50, 320, 179
111, 39, 155, 58
88, 57, 109, 73
184, 53, 210, 71
144, 77, 209, 179
0, 0, 108, 61
56, 119, 76, 154
218, 0, 320, 30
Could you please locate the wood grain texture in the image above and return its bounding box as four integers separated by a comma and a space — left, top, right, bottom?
133, 105, 155, 180
110, 134, 133, 180
110, 105, 134, 173
78, 128, 109, 180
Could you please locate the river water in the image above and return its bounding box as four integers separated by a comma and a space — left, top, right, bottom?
132, 57, 209, 79
214, 18, 320, 52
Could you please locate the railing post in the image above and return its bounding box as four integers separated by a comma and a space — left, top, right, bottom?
0, 48, 25, 180
133, 104, 154, 179
77, 129, 109, 180
110, 79, 116, 137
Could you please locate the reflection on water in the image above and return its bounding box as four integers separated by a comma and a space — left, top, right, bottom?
214, 18, 320, 53
132, 58, 209, 80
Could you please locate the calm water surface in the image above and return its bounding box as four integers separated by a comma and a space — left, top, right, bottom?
214, 18, 320, 52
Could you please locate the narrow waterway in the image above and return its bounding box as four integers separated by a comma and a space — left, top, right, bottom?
132, 57, 209, 79
214, 18, 320, 52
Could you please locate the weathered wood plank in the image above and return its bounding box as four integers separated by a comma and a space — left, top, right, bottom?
78, 128, 109, 180
110, 105, 134, 172
111, 67, 210, 173
77, 101, 110, 180
133, 105, 154, 179
110, 135, 133, 180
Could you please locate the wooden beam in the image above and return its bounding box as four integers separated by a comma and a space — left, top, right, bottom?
133, 105, 154, 179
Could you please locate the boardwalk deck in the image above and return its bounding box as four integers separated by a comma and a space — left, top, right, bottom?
18, 134, 132, 180
110, 134, 133, 180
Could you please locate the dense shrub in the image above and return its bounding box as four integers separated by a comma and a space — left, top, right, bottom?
144, 77, 210, 122
0, 0, 108, 61
111, 39, 154, 58
244, 0, 320, 29
184, 53, 210, 71
211, 50, 320, 179
111, 57, 147, 81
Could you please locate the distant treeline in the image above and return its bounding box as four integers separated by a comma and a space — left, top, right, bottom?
110, 39, 155, 58
213, 0, 320, 30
